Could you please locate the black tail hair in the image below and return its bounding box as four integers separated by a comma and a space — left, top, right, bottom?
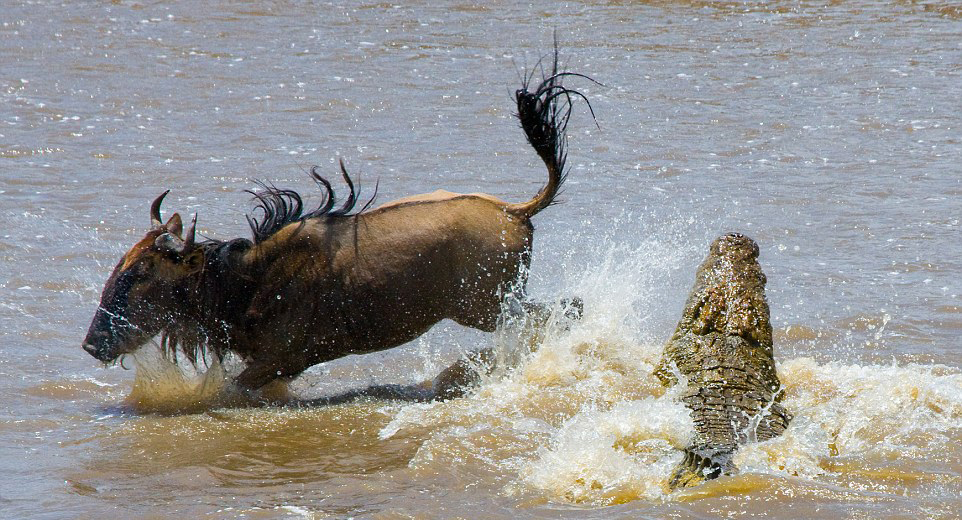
509, 39, 599, 218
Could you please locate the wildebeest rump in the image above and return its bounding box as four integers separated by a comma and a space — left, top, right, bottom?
82, 51, 595, 394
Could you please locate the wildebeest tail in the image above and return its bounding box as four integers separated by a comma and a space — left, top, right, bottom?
508, 44, 598, 219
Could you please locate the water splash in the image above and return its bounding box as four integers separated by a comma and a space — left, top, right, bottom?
377, 229, 962, 506
124, 342, 259, 414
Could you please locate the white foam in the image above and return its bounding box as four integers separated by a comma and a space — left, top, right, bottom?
515, 398, 694, 504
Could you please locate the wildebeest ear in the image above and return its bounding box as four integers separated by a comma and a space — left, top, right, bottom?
165, 213, 183, 236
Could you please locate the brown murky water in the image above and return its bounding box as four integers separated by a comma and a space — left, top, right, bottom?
2, 1, 961, 518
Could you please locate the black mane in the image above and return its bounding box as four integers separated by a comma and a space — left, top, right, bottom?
245, 160, 377, 243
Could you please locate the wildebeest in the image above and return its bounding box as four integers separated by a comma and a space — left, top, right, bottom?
82, 51, 596, 395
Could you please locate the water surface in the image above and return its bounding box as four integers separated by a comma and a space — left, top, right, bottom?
2, 1, 961, 518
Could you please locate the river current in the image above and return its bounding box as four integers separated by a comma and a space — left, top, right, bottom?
1, 1, 960, 518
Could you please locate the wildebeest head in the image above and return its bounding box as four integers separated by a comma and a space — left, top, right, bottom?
83, 191, 204, 363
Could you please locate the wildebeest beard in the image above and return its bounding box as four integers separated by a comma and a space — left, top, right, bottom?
156, 238, 255, 366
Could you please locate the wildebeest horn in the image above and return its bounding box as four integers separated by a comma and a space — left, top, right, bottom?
151, 190, 171, 229
185, 214, 197, 249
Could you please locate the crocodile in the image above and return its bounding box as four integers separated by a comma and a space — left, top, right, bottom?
654, 233, 792, 489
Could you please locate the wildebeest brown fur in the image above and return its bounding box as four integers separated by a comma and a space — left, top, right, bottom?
82, 51, 595, 395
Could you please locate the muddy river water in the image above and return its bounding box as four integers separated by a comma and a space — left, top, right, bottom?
2, 1, 961, 518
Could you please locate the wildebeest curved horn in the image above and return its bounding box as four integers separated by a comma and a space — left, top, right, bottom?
151, 190, 171, 229
185, 214, 197, 249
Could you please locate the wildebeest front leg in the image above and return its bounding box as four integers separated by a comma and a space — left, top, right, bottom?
430, 347, 497, 400
234, 359, 305, 401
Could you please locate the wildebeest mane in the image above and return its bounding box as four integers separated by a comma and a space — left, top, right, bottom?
245, 159, 378, 244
